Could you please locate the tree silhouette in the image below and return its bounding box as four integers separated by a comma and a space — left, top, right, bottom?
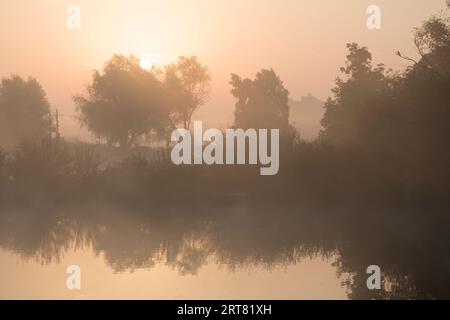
164, 56, 211, 130
319, 14, 450, 199
0, 75, 51, 149
230, 69, 290, 130
74, 55, 168, 148
320, 43, 390, 148
398, 15, 450, 77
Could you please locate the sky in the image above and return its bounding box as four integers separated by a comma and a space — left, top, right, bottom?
0, 0, 447, 140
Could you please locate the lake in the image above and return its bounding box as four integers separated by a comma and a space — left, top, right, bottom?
0, 199, 448, 299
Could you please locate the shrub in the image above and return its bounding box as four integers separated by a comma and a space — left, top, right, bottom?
13, 139, 72, 191
70, 143, 102, 182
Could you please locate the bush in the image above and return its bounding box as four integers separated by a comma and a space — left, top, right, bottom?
13, 139, 73, 192
70, 143, 102, 183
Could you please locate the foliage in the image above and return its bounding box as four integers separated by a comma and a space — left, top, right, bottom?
74, 55, 169, 148
230, 69, 290, 130
163, 56, 211, 130
12, 138, 73, 191
70, 143, 102, 182
0, 75, 51, 149
320, 15, 450, 199
320, 43, 393, 148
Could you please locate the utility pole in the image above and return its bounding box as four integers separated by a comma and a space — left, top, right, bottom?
48, 110, 53, 141
55, 109, 60, 143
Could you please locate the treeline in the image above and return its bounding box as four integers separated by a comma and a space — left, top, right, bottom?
306, 16, 450, 205
1, 14, 450, 207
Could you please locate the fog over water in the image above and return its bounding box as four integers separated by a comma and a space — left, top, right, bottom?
1, 0, 450, 300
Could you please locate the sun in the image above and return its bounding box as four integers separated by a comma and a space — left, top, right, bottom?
139, 54, 175, 71
139, 57, 154, 71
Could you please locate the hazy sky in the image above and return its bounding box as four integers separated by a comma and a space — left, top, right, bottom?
0, 0, 447, 139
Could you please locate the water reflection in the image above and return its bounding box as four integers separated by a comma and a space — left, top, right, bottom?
0, 199, 449, 299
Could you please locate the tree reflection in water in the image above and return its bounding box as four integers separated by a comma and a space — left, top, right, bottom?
1, 198, 450, 300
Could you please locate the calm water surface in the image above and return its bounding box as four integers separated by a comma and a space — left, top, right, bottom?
0, 200, 448, 299
0, 248, 348, 299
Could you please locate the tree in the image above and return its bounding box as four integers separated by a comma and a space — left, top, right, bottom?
0, 75, 51, 149
74, 54, 168, 148
319, 15, 450, 198
163, 56, 211, 130
398, 15, 450, 77
320, 43, 391, 148
230, 69, 290, 130
394, 15, 450, 195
